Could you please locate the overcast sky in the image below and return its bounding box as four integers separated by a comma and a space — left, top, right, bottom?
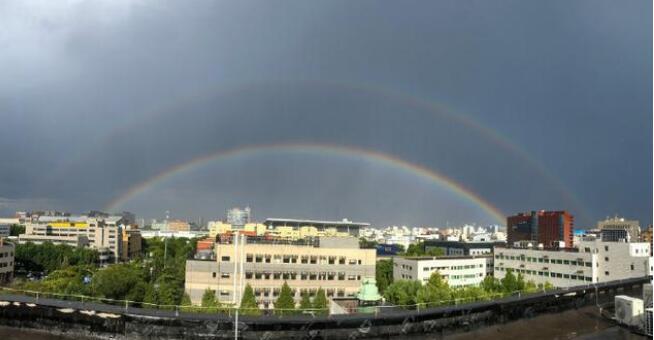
0, 0, 651, 227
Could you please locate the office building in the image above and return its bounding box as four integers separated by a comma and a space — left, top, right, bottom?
393, 255, 493, 288
18, 214, 141, 262
184, 235, 376, 308
598, 216, 640, 242
0, 238, 14, 283
423, 240, 504, 256
494, 238, 651, 288
507, 210, 574, 248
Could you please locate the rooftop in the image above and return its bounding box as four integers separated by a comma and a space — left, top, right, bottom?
264, 218, 370, 226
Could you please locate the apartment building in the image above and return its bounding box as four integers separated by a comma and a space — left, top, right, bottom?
18, 215, 141, 262
0, 238, 14, 283
393, 255, 493, 288
494, 238, 651, 287
185, 235, 376, 308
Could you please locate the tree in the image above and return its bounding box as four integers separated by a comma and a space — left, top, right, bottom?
94, 263, 144, 300
9, 224, 25, 236
376, 259, 393, 294
500, 269, 519, 293
313, 288, 328, 315
481, 276, 502, 293
240, 284, 261, 316
201, 288, 219, 308
299, 291, 312, 310
384, 280, 422, 306
358, 238, 377, 249
416, 272, 450, 307
274, 282, 296, 316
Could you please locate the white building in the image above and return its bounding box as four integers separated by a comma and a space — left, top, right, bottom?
494, 239, 651, 287
0, 238, 14, 283
393, 255, 493, 288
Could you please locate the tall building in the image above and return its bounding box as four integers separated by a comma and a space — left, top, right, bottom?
598, 216, 640, 242
507, 211, 574, 248
185, 235, 376, 308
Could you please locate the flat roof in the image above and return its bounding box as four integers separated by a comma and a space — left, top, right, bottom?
400, 254, 493, 261
264, 218, 370, 226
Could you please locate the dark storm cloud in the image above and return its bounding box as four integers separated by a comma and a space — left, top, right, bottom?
0, 0, 650, 226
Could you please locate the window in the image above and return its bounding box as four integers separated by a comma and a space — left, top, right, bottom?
212, 272, 216, 278
221, 273, 230, 279
604, 271, 609, 276
604, 257, 609, 262
246, 254, 253, 263
339, 257, 346, 265
301, 256, 309, 264
604, 246, 609, 251
630, 264, 634, 270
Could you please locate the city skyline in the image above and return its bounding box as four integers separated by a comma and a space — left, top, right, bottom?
1, 1, 651, 228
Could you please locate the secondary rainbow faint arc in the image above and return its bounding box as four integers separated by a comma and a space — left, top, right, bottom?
105, 143, 506, 224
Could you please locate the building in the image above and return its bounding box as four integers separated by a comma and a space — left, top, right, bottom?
393, 255, 493, 288
423, 240, 504, 256
642, 226, 653, 255
167, 219, 191, 232
0, 238, 14, 283
264, 218, 368, 239
208, 221, 266, 238
121, 226, 142, 261
226, 207, 252, 226
18, 215, 140, 262
184, 235, 376, 308
0, 218, 19, 238
494, 238, 651, 288
140, 230, 208, 239
507, 210, 574, 248
598, 216, 640, 242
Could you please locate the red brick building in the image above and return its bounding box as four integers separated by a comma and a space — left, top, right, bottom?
507, 210, 574, 248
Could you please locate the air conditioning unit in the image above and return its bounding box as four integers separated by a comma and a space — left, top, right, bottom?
615, 295, 644, 327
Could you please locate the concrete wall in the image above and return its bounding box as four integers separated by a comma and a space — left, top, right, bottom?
0, 277, 648, 339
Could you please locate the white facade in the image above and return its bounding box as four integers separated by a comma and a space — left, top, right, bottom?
140, 230, 208, 239
393, 256, 493, 288
0, 240, 14, 282
494, 239, 651, 288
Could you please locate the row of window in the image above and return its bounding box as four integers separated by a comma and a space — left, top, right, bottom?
221, 255, 362, 265
422, 264, 483, 271
495, 267, 592, 281
495, 254, 592, 267
212, 271, 362, 281
0, 262, 12, 268
0, 252, 13, 258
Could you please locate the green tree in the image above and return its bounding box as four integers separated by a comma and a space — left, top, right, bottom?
480, 276, 502, 293
358, 238, 377, 249
375, 259, 393, 294
240, 284, 261, 316
299, 291, 312, 310
384, 280, 422, 306
416, 272, 451, 307
201, 288, 219, 308
94, 263, 144, 300
9, 224, 25, 236
274, 282, 296, 316
313, 288, 328, 315
500, 269, 519, 293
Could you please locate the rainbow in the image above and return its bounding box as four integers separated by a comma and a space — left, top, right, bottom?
105, 143, 506, 224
